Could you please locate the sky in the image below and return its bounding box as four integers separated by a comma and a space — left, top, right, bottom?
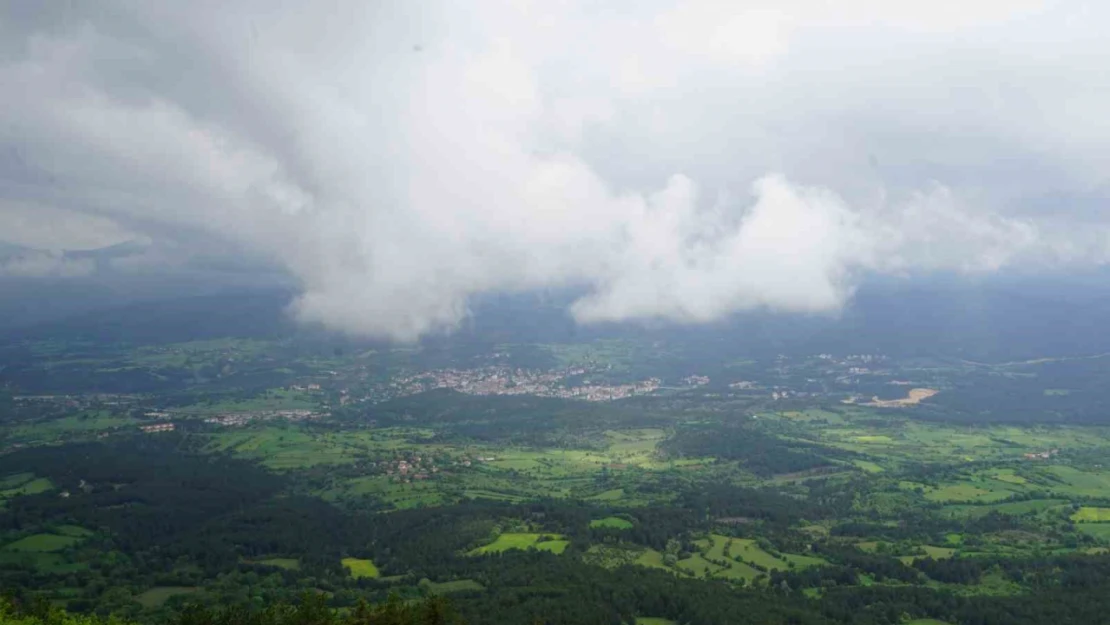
1, 0, 1108, 340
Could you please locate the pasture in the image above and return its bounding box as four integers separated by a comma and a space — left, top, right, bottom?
1071, 507, 1110, 522
1078, 524, 1110, 541
3, 533, 81, 552
469, 533, 568, 555
341, 558, 380, 579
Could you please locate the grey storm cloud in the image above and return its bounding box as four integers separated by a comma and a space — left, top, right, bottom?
1, 0, 1109, 340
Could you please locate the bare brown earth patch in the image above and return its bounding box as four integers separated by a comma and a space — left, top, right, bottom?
864, 388, 939, 408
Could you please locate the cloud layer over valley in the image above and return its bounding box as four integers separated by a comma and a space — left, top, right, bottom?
2, 1, 1109, 339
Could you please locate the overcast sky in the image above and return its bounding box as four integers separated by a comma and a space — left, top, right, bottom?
1, 1, 1108, 339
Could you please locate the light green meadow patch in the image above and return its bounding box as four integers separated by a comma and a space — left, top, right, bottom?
590, 516, 634, 529
633, 549, 670, 570
782, 552, 828, 568
536, 539, 569, 554
1078, 524, 1110, 541
902, 545, 959, 564
1072, 507, 1110, 522
945, 499, 1068, 519
469, 533, 567, 555
676, 554, 722, 578
1044, 466, 1110, 497
635, 618, 678, 625
3, 533, 80, 552
988, 469, 1027, 485
852, 435, 894, 444
589, 488, 625, 501
924, 483, 1010, 503
342, 557, 380, 578
729, 538, 790, 570
0, 477, 53, 498
853, 460, 885, 473
713, 560, 762, 582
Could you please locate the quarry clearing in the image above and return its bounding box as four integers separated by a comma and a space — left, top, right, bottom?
864, 388, 939, 408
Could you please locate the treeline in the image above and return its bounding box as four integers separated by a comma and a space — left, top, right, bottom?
0, 594, 460, 625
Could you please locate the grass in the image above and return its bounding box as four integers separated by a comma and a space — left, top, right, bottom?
924, 483, 1011, 503
3, 534, 80, 552
853, 435, 894, 444
589, 488, 626, 501
1043, 466, 1110, 498
1077, 524, 1110, 542
136, 586, 198, 608
0, 477, 54, 498
633, 549, 670, 571
53, 525, 93, 538
729, 538, 790, 570
10, 413, 139, 443
676, 554, 722, 578
635, 619, 678, 625
0, 473, 35, 490
342, 558, 380, 579
469, 533, 568, 555
0, 551, 86, 573
945, 499, 1067, 519
853, 460, 885, 474
901, 545, 958, 564
1071, 507, 1110, 522
590, 517, 634, 529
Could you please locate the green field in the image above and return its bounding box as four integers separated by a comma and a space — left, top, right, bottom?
469, 533, 568, 555
136, 586, 198, 608
53, 525, 94, 538
676, 553, 722, 578
590, 516, 634, 529
10, 413, 139, 444
924, 483, 1012, 503
342, 557, 380, 579
946, 499, 1068, 519
633, 549, 670, 571
635, 618, 678, 625
0, 476, 54, 498
1077, 524, 1110, 541
1071, 507, 1110, 522
3, 533, 81, 552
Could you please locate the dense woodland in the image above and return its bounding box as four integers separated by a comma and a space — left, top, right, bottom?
0, 437, 1108, 624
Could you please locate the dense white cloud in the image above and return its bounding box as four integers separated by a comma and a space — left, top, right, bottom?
1, 0, 1108, 339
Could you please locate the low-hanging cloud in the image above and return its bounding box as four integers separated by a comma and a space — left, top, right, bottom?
1, 0, 1109, 340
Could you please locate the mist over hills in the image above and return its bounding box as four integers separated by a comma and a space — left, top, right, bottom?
4, 272, 1108, 364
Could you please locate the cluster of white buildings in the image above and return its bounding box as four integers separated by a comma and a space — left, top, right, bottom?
202, 409, 323, 427
386, 366, 662, 402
